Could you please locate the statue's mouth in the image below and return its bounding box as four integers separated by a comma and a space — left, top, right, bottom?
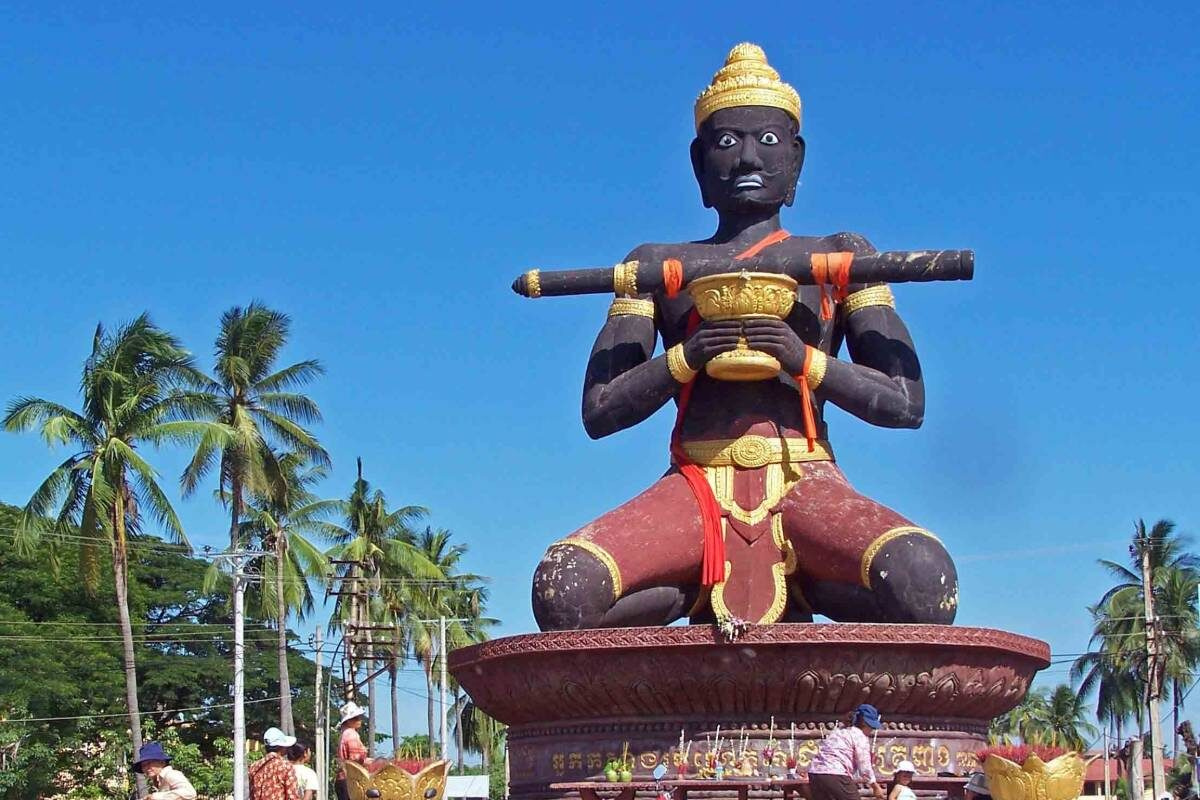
733, 174, 765, 189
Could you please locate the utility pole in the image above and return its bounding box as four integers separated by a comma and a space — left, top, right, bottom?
1129, 737, 1144, 800
1104, 729, 1113, 800
210, 550, 267, 800
315, 629, 326, 800
439, 615, 449, 761
1140, 540, 1167, 799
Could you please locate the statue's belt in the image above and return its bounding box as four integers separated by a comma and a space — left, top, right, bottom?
679, 435, 834, 469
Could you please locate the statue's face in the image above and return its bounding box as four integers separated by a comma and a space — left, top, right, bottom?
691, 106, 804, 213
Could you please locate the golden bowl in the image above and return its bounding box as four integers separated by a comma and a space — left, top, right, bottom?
687, 271, 798, 381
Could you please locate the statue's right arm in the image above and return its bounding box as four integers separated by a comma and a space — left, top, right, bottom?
583, 245, 744, 439
581, 303, 674, 439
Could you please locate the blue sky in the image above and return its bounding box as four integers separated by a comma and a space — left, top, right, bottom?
1, 1, 1198, 745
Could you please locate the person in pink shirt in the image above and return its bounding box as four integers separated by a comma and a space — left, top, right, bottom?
335, 701, 372, 800
808, 704, 886, 800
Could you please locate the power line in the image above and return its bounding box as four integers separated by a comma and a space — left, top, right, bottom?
0, 695, 282, 725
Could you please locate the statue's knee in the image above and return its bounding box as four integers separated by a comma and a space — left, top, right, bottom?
864, 528, 958, 624
531, 541, 618, 631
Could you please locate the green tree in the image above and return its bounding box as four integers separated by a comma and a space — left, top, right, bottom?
1072, 590, 1147, 749
182, 302, 328, 549
326, 459, 430, 756
2, 316, 222, 794
0, 502, 331, 796
989, 686, 1050, 744
1092, 519, 1200, 756
240, 450, 338, 736
1044, 684, 1097, 749
455, 699, 506, 773
405, 527, 493, 755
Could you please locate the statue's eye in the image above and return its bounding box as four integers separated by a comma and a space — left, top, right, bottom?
760, 132, 780, 145
717, 133, 738, 148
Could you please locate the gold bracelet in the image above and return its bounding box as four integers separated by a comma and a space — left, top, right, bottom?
806, 348, 828, 390
667, 344, 698, 384
613, 260, 639, 297
842, 285, 895, 315
608, 297, 655, 319
524, 269, 542, 299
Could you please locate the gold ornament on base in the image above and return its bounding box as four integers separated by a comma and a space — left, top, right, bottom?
344, 759, 450, 800
983, 753, 1087, 800
687, 271, 798, 381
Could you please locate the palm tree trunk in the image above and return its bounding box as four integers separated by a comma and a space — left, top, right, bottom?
113, 491, 146, 797
276, 533, 294, 735
1116, 718, 1124, 778
229, 469, 243, 548
455, 687, 464, 771
1172, 678, 1181, 757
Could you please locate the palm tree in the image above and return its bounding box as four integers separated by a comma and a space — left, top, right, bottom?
1155, 567, 1200, 755
327, 459, 430, 756
456, 699, 506, 772
1097, 520, 1200, 756
182, 302, 328, 548
989, 686, 1050, 744
1045, 684, 1097, 749
241, 450, 338, 735
1073, 591, 1147, 750
407, 527, 492, 751
3, 315, 223, 793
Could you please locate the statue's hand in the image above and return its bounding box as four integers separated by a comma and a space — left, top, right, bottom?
743, 319, 807, 374
682, 320, 743, 368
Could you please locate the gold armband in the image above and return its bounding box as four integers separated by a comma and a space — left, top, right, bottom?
608, 297, 655, 319
524, 269, 542, 299
805, 348, 827, 390
667, 344, 698, 384
613, 260, 639, 297
842, 285, 895, 315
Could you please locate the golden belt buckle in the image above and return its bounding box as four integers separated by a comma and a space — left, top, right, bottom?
726, 435, 773, 469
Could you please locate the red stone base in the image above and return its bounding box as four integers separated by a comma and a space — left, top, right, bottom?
449, 624, 1049, 800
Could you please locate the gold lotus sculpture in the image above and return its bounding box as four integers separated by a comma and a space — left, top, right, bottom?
983, 753, 1086, 800
345, 759, 450, 800
687, 270, 798, 381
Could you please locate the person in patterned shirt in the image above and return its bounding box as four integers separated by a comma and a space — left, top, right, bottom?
249, 727, 301, 800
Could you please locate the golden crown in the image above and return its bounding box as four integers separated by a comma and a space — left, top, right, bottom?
694, 43, 801, 132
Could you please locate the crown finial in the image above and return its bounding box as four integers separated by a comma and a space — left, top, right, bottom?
694, 43, 801, 132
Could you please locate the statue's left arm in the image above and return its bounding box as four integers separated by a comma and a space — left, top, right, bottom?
745, 233, 925, 429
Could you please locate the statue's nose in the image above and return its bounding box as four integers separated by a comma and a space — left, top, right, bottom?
737, 138, 763, 170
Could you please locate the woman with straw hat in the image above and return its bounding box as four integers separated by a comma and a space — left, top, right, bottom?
335, 701, 371, 800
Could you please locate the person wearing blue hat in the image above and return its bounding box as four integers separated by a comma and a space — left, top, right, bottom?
132, 741, 196, 800
808, 705, 886, 800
